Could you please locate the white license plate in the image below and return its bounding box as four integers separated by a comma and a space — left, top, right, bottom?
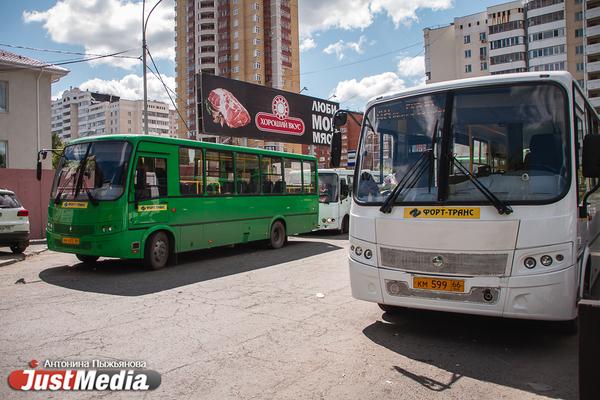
0, 225, 13, 232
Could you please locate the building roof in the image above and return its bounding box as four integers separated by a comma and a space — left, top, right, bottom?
0, 50, 69, 80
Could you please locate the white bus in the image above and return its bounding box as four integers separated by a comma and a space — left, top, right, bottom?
317, 169, 354, 233
333, 72, 600, 325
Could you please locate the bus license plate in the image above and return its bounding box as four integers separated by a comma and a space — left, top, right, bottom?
413, 277, 465, 293
62, 237, 80, 245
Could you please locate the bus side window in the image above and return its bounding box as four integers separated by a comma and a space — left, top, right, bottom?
135, 157, 167, 200
340, 178, 349, 200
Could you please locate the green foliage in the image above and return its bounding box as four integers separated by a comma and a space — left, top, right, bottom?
51, 133, 64, 169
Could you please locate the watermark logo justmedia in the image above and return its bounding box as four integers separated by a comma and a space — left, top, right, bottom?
7, 359, 161, 391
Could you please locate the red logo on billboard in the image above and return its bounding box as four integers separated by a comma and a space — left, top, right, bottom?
255, 95, 305, 136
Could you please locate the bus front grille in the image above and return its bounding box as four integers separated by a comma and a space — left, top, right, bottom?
380, 247, 508, 276
53, 223, 95, 235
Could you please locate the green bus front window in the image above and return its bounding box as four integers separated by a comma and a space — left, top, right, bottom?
52, 141, 133, 202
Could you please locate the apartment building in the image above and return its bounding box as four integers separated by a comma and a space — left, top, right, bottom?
425, 0, 584, 86
174, 0, 300, 152
585, 0, 600, 109
51, 88, 172, 141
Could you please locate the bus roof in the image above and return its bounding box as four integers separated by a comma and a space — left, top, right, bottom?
366, 71, 575, 110
65, 134, 318, 161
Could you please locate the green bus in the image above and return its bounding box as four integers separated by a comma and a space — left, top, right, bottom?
42, 135, 319, 269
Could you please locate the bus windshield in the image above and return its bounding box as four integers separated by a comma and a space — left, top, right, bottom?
52, 141, 132, 201
319, 173, 338, 203
356, 82, 569, 205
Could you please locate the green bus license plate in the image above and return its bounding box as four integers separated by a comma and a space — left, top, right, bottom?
413, 277, 465, 293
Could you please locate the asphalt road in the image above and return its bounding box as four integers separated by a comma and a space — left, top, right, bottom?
0, 234, 579, 400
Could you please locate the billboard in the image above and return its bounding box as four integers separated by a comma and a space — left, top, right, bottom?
198, 74, 339, 145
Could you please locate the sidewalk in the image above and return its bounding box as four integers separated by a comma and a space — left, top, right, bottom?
0, 240, 48, 267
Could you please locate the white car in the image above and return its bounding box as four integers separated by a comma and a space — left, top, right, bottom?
0, 189, 30, 254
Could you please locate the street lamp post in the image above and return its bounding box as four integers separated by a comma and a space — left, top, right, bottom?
142, 0, 163, 135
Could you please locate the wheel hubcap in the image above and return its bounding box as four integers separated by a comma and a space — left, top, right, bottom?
153, 240, 167, 264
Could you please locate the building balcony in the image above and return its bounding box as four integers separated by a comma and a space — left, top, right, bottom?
587, 78, 600, 91
589, 96, 600, 109
587, 5, 600, 21
587, 42, 600, 56
587, 25, 600, 39
588, 61, 600, 73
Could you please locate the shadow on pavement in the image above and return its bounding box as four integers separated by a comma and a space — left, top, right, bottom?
39, 239, 341, 297
363, 308, 577, 400
299, 230, 348, 241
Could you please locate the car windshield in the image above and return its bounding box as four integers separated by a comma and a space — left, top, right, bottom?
0, 193, 20, 208
356, 82, 569, 205
51, 141, 133, 201
319, 173, 339, 203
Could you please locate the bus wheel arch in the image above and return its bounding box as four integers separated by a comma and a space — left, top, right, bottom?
269, 218, 287, 249
340, 214, 350, 234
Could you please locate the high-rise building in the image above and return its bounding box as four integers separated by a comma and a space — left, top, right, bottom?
424, 0, 584, 86
174, 0, 300, 151
585, 0, 600, 110
51, 88, 173, 141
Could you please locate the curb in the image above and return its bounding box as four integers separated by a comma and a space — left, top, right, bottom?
0, 247, 48, 268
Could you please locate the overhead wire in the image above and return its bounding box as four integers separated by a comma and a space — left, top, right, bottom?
0, 42, 140, 59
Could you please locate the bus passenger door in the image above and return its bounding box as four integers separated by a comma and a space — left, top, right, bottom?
129, 153, 171, 228
339, 177, 351, 222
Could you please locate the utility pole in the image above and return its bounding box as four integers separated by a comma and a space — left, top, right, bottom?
142, 0, 163, 135
142, 0, 149, 135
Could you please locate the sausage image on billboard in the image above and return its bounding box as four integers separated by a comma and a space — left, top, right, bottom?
206, 88, 251, 128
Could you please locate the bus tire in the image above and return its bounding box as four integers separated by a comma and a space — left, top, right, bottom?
269, 221, 286, 249
10, 242, 28, 254
378, 303, 405, 314
76, 254, 99, 264
144, 231, 170, 270
340, 215, 349, 234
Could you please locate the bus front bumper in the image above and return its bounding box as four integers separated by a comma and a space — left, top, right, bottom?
47, 229, 145, 259
349, 258, 578, 321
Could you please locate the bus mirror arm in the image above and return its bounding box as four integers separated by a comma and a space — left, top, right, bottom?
579, 181, 600, 219
36, 148, 63, 181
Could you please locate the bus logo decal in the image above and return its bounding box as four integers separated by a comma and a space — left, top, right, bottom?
62, 202, 88, 209
403, 207, 480, 219
137, 204, 168, 212
432, 256, 444, 268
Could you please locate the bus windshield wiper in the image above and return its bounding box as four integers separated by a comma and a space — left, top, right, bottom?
451, 156, 513, 215
74, 154, 99, 206
380, 149, 431, 214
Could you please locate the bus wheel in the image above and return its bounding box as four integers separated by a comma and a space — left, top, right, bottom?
76, 254, 99, 264
340, 215, 349, 234
378, 303, 405, 314
10, 242, 28, 254
144, 231, 170, 270
269, 221, 286, 249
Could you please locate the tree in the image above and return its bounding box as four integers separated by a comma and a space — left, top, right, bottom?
51, 133, 64, 169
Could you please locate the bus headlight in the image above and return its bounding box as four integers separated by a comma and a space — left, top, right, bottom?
364, 249, 373, 259
524, 257, 536, 269
355, 246, 363, 256
540, 255, 553, 266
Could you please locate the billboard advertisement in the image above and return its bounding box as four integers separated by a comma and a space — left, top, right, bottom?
198, 74, 339, 145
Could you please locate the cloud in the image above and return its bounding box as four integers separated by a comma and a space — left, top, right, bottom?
299, 0, 453, 38
323, 35, 368, 60
77, 73, 176, 106
332, 72, 406, 108
300, 38, 317, 52
23, 0, 174, 69
397, 55, 425, 77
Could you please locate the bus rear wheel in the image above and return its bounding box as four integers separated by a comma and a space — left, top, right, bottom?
76, 254, 99, 264
269, 221, 286, 249
144, 231, 170, 270
340, 215, 349, 234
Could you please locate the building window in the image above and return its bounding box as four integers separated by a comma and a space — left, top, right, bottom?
254, 49, 261, 57
0, 81, 7, 112
232, 66, 240, 73
253, 25, 260, 34
481, 62, 488, 71
577, 63, 584, 72
254, 74, 261, 82
480, 32, 486, 42
576, 11, 583, 21
575, 28, 584, 37
576, 45, 584, 54
465, 49, 472, 58
233, 41, 239, 49
253, 61, 261, 69
465, 64, 472, 73
233, 53, 239, 61
0, 141, 6, 168
233, 8, 238, 15
253, 38, 261, 45
464, 35, 471, 44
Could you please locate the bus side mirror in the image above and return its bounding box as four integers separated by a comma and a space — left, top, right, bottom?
583, 135, 600, 178
36, 160, 42, 181
333, 111, 347, 128
330, 131, 342, 168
